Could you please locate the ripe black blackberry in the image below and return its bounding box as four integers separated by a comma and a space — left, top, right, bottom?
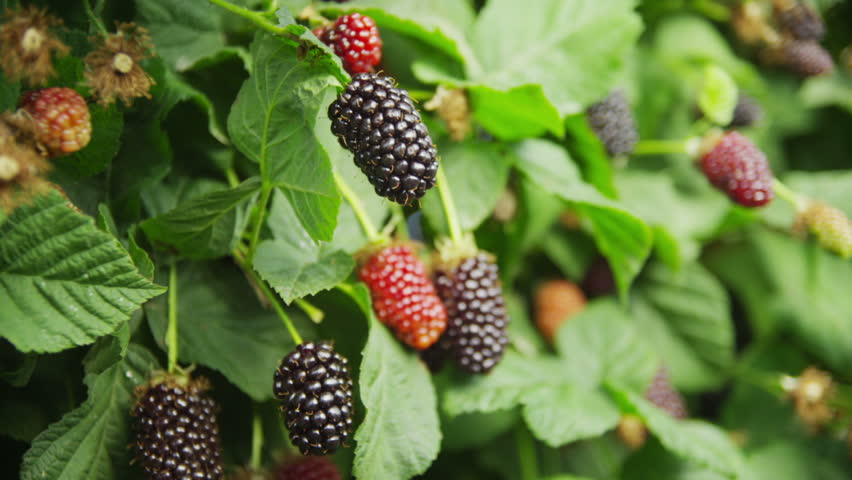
132, 375, 224, 480
782, 40, 834, 76
328, 73, 439, 205
585, 89, 639, 157
728, 94, 763, 127
645, 367, 687, 419
775, 1, 825, 41
274, 342, 354, 456
434, 254, 509, 374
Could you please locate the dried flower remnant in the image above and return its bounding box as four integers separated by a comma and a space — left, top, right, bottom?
0, 6, 69, 86
782, 367, 836, 430
0, 120, 52, 212
84, 23, 156, 107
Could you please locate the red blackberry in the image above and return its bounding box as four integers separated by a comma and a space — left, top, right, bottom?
534, 279, 586, 343
359, 244, 447, 350
728, 94, 763, 127
132, 375, 224, 480
782, 40, 834, 76
585, 89, 639, 157
434, 254, 509, 374
775, 1, 825, 41
18, 87, 91, 157
699, 131, 774, 207
274, 342, 354, 456
328, 73, 439, 205
316, 13, 382, 75
276, 456, 341, 480
645, 367, 688, 419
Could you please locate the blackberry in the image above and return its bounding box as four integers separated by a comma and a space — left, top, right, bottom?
316, 13, 382, 75
782, 40, 834, 76
274, 342, 354, 456
328, 73, 439, 205
585, 89, 639, 157
775, 1, 825, 41
728, 94, 763, 127
645, 367, 687, 419
132, 376, 224, 480
434, 254, 509, 374
276, 456, 341, 480
581, 256, 616, 298
699, 131, 774, 207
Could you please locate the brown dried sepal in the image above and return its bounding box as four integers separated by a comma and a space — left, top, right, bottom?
0, 6, 69, 86
784, 367, 836, 431
0, 118, 51, 212
84, 23, 156, 107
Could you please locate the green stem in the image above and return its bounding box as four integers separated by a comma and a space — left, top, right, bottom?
406, 89, 435, 102
208, 0, 286, 36
234, 250, 303, 344
250, 409, 263, 470
691, 0, 732, 22
389, 203, 409, 240
295, 298, 324, 324
772, 178, 809, 212
333, 170, 382, 243
83, 0, 108, 36
166, 260, 179, 374
246, 184, 272, 263
436, 165, 463, 245
224, 166, 240, 188
632, 138, 692, 156
515, 426, 538, 480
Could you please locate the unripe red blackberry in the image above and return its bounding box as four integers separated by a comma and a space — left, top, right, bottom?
315, 13, 382, 75
328, 73, 439, 205
276, 456, 341, 480
534, 279, 586, 343
585, 89, 639, 157
645, 367, 687, 419
774, 1, 825, 41
18, 87, 91, 157
132, 375, 224, 480
699, 131, 774, 207
782, 40, 834, 76
434, 254, 509, 374
274, 342, 354, 456
358, 244, 447, 350
728, 94, 763, 127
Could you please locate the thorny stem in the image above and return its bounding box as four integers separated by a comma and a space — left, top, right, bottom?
250, 409, 263, 470
772, 177, 809, 212
436, 165, 464, 245
295, 298, 325, 323
234, 248, 304, 344
166, 260, 179, 374
333, 170, 382, 243
83, 0, 108, 36
208, 0, 286, 36
515, 426, 538, 480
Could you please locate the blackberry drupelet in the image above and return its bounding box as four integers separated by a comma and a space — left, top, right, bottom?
434, 254, 509, 374
328, 73, 439, 205
132, 376, 224, 480
775, 1, 825, 41
728, 94, 763, 127
274, 342, 354, 456
585, 89, 639, 157
645, 367, 688, 419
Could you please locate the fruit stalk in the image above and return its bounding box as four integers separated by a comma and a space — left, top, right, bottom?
250, 409, 263, 470
772, 177, 809, 211
632, 138, 696, 156
207, 0, 285, 36
333, 169, 382, 243
515, 426, 538, 480
166, 260, 179, 373
436, 165, 463, 245
82, 0, 108, 35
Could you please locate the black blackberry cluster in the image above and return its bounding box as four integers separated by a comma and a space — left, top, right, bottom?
728, 94, 763, 127
782, 40, 834, 76
132, 377, 224, 480
329, 73, 439, 205
775, 1, 825, 41
274, 342, 354, 456
645, 367, 688, 419
434, 254, 509, 374
585, 89, 639, 157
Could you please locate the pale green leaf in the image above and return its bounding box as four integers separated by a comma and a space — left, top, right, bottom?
469, 84, 565, 140
521, 384, 620, 447
697, 65, 738, 126
254, 240, 354, 305
0, 192, 165, 353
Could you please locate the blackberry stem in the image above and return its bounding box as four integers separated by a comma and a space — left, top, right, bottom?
83, 0, 108, 36
250, 409, 263, 470
333, 170, 382, 243
166, 260, 179, 374
772, 177, 809, 212
224, 166, 240, 188
295, 298, 325, 323
632, 138, 693, 156
208, 0, 286, 36
515, 425, 538, 480
436, 165, 464, 245
390, 203, 409, 240
246, 184, 272, 263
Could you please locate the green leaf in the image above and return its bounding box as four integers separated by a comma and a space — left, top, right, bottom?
610, 386, 744, 478
127, 226, 155, 280
228, 33, 341, 242
621, 438, 731, 480
20, 343, 159, 480
564, 114, 617, 198
630, 262, 734, 392
469, 85, 565, 140
422, 140, 513, 234
61, 104, 124, 178
140, 178, 260, 259
697, 65, 738, 126
513, 139, 652, 299
555, 299, 657, 391
521, 384, 620, 447
746, 441, 850, 480
0, 192, 165, 353
345, 284, 441, 480
146, 261, 307, 400
470, 0, 641, 114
